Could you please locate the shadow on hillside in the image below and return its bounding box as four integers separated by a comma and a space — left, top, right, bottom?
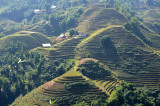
102, 41, 120, 63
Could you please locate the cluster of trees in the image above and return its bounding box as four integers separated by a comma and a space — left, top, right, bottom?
147, 0, 160, 6
101, 35, 113, 48
153, 22, 160, 28
39, 7, 83, 36
0, 0, 86, 24
64, 81, 91, 91
0, 43, 74, 105
74, 82, 160, 106
69, 29, 79, 37
77, 60, 111, 79
124, 17, 151, 44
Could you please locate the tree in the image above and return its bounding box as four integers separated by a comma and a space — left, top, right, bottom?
69, 29, 78, 36
78, 60, 111, 79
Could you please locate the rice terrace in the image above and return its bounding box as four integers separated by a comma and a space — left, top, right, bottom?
0, 0, 160, 106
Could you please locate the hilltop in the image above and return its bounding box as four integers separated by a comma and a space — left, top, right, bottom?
0, 31, 50, 53
77, 6, 128, 34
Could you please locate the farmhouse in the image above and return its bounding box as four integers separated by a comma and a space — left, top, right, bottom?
34, 9, 40, 13
51, 5, 57, 9
78, 31, 88, 38
42, 43, 51, 48
60, 34, 66, 38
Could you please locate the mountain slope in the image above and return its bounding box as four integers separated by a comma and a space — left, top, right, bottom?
77, 7, 128, 34
11, 69, 110, 106
76, 25, 160, 87
0, 31, 50, 53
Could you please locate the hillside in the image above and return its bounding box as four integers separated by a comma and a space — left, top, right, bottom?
0, 31, 50, 53
76, 25, 160, 87
0, 16, 18, 30
11, 63, 114, 106
136, 7, 160, 36
136, 7, 160, 23
34, 6, 160, 88
1, 1, 160, 105
11, 58, 121, 106
77, 6, 128, 34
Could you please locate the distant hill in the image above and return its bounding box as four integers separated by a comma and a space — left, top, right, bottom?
0, 31, 50, 53
136, 7, 160, 23
0, 16, 18, 30
77, 7, 128, 34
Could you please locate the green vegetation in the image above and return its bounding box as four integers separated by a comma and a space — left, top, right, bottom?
0, 31, 51, 53
124, 17, 151, 44
64, 82, 91, 91
1, 0, 160, 106
77, 59, 111, 79
77, 7, 127, 34
101, 35, 112, 47
69, 29, 78, 37
0, 42, 75, 105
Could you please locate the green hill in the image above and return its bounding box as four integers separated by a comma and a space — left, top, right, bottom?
76, 25, 160, 87
11, 71, 108, 106
11, 58, 120, 106
0, 16, 18, 30
136, 7, 160, 23
8, 4, 160, 106
0, 31, 50, 53
77, 7, 128, 34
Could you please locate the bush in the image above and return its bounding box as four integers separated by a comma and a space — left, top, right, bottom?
78, 60, 111, 79
101, 35, 112, 47
64, 82, 91, 91
69, 29, 78, 37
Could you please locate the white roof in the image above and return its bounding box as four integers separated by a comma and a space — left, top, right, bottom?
34, 9, 40, 13
60, 34, 65, 38
51, 5, 56, 9
42, 43, 51, 47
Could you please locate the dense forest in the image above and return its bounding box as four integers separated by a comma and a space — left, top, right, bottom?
0, 0, 160, 106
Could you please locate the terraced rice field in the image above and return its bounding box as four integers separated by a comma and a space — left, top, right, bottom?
118, 67, 160, 87
46, 37, 83, 60
76, 25, 160, 88
95, 79, 120, 95
38, 70, 105, 100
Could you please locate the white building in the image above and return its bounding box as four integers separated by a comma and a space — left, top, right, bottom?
34, 9, 40, 13
60, 34, 65, 38
42, 43, 51, 48
78, 31, 88, 38
51, 5, 57, 9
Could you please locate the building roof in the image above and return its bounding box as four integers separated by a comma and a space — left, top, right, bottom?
42, 43, 51, 48
34, 9, 40, 13
60, 34, 65, 38
51, 5, 57, 9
